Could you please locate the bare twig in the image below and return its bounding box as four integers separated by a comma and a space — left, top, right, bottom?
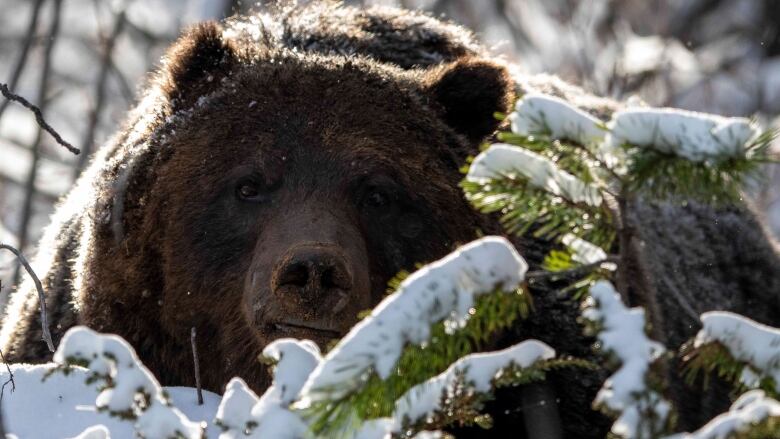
76, 4, 128, 174
0, 0, 46, 121
0, 244, 54, 352
0, 347, 15, 404
190, 327, 203, 406
0, 83, 78, 155
16, 0, 65, 283
110, 60, 136, 104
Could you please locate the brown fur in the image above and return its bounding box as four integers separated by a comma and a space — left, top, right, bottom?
4, 4, 779, 438
0, 4, 510, 399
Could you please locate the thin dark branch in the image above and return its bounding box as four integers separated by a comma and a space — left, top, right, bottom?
0, 244, 54, 352
526, 256, 619, 283
110, 60, 136, 104
0, 167, 62, 204
76, 5, 128, 174
0, 0, 46, 121
0, 347, 15, 405
16, 0, 65, 282
190, 327, 203, 406
0, 82, 78, 155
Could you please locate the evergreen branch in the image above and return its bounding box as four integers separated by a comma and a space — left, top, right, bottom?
302, 288, 534, 436
729, 419, 780, 439
406, 357, 591, 433
527, 256, 619, 283
623, 128, 776, 203
681, 341, 779, 399
496, 131, 623, 190
462, 176, 614, 248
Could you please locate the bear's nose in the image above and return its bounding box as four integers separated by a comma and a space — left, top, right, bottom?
272, 244, 353, 300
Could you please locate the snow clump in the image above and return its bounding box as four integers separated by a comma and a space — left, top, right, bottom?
667, 390, 780, 439
215, 338, 321, 438
582, 281, 670, 438
297, 236, 529, 406
467, 144, 604, 206
53, 326, 205, 439
694, 311, 780, 392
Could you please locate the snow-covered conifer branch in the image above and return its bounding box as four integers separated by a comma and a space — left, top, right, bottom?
296, 236, 528, 406
667, 390, 780, 439
582, 281, 671, 438
467, 144, 604, 207
561, 234, 617, 272
351, 341, 555, 438
393, 340, 555, 429
683, 312, 780, 397
607, 108, 758, 163
51, 326, 204, 439
215, 338, 320, 438
509, 93, 606, 146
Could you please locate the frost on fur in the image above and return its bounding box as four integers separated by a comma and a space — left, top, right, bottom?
215, 339, 320, 438
467, 143, 603, 207
52, 326, 204, 439
582, 281, 671, 438
668, 390, 780, 439
297, 236, 528, 406
693, 311, 780, 392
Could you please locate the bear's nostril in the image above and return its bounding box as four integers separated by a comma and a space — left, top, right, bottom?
272, 245, 353, 299
320, 265, 351, 290
278, 262, 310, 288
321, 267, 336, 289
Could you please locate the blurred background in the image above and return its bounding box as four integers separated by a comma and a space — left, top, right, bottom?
1, 0, 779, 305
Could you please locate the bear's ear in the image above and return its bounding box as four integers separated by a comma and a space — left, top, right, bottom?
423, 58, 514, 143
160, 21, 238, 110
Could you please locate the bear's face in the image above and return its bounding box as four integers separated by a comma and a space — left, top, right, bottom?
154, 58, 497, 350
94, 22, 512, 391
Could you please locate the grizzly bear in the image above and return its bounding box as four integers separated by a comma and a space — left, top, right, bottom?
2, 3, 780, 438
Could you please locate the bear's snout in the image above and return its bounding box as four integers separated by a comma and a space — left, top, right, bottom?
272, 243, 353, 306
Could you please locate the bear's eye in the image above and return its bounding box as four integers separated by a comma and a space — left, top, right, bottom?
235, 181, 262, 201
363, 189, 389, 208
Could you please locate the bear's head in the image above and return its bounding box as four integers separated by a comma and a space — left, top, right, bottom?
88, 20, 513, 392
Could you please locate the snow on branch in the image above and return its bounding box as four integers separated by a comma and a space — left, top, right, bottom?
296, 236, 529, 406
693, 311, 780, 392
393, 340, 555, 427
582, 281, 671, 438
561, 234, 616, 271
72, 425, 110, 439
52, 326, 204, 439
607, 108, 759, 162
215, 339, 320, 438
668, 390, 780, 439
467, 144, 604, 207
509, 93, 606, 146
353, 341, 555, 438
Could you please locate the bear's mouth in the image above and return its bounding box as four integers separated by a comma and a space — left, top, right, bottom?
273, 319, 342, 338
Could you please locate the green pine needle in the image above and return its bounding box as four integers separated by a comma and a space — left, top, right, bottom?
301, 288, 534, 437
461, 177, 614, 249
624, 128, 778, 204
681, 341, 779, 400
